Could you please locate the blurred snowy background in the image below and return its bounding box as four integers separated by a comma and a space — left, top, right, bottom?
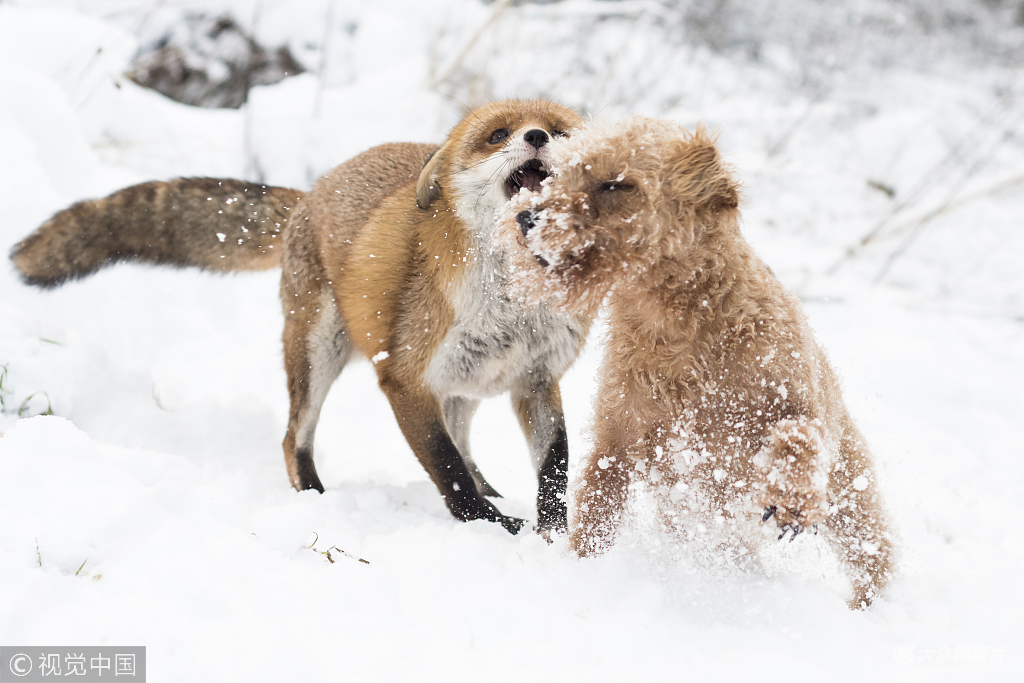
1, 1, 1022, 680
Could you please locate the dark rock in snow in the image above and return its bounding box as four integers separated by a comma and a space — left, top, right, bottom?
125, 13, 304, 109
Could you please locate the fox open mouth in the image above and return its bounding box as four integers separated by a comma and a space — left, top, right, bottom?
504, 159, 548, 198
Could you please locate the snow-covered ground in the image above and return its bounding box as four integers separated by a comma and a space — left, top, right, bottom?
1, 1, 1022, 680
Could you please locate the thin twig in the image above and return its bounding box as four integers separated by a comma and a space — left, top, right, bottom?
828, 88, 1022, 274
74, 0, 169, 111
874, 126, 1020, 284
313, 0, 337, 118
243, 0, 265, 182
0, 363, 9, 413
429, 0, 514, 90
878, 173, 1024, 242
766, 57, 843, 159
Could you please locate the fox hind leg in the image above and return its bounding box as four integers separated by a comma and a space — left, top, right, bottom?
282, 269, 350, 492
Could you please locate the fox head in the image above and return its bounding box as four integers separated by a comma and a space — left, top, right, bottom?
415, 100, 580, 228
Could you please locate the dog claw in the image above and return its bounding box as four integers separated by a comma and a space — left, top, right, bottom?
776, 522, 805, 542
767, 509, 814, 541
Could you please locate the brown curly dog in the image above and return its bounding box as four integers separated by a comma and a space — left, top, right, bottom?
497, 116, 895, 609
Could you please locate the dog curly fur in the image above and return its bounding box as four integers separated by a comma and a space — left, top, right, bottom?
497, 116, 895, 608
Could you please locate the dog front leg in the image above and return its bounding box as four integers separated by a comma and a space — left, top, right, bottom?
569, 428, 632, 556
378, 373, 524, 534
511, 379, 570, 536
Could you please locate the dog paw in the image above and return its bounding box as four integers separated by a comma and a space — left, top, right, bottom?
755, 417, 831, 538
764, 506, 820, 542
569, 530, 598, 557
569, 522, 617, 557
762, 504, 824, 541
758, 489, 829, 539
776, 522, 818, 542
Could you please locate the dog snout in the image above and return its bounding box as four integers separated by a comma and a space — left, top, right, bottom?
516, 210, 550, 266
516, 210, 536, 237
523, 129, 549, 150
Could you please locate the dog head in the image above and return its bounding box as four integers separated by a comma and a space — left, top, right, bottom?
415, 99, 580, 226
499, 115, 740, 313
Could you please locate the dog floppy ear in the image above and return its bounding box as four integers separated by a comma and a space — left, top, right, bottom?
664, 126, 739, 215
415, 143, 450, 210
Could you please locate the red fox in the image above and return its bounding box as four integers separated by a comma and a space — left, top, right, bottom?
11, 100, 590, 535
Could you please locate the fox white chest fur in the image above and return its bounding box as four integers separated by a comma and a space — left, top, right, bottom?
425, 221, 587, 400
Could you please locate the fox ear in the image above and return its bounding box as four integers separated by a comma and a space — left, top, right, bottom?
665, 126, 738, 214
415, 144, 448, 210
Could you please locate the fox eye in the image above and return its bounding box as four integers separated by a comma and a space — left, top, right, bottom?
488, 128, 511, 144
550, 129, 568, 138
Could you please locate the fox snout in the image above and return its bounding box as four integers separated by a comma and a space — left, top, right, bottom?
523, 129, 549, 149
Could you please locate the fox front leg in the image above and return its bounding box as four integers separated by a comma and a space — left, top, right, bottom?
511, 378, 570, 537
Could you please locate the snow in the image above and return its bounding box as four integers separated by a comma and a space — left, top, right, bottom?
2, 0, 1023, 680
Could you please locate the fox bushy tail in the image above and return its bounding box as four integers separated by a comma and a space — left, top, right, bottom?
10, 177, 302, 288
